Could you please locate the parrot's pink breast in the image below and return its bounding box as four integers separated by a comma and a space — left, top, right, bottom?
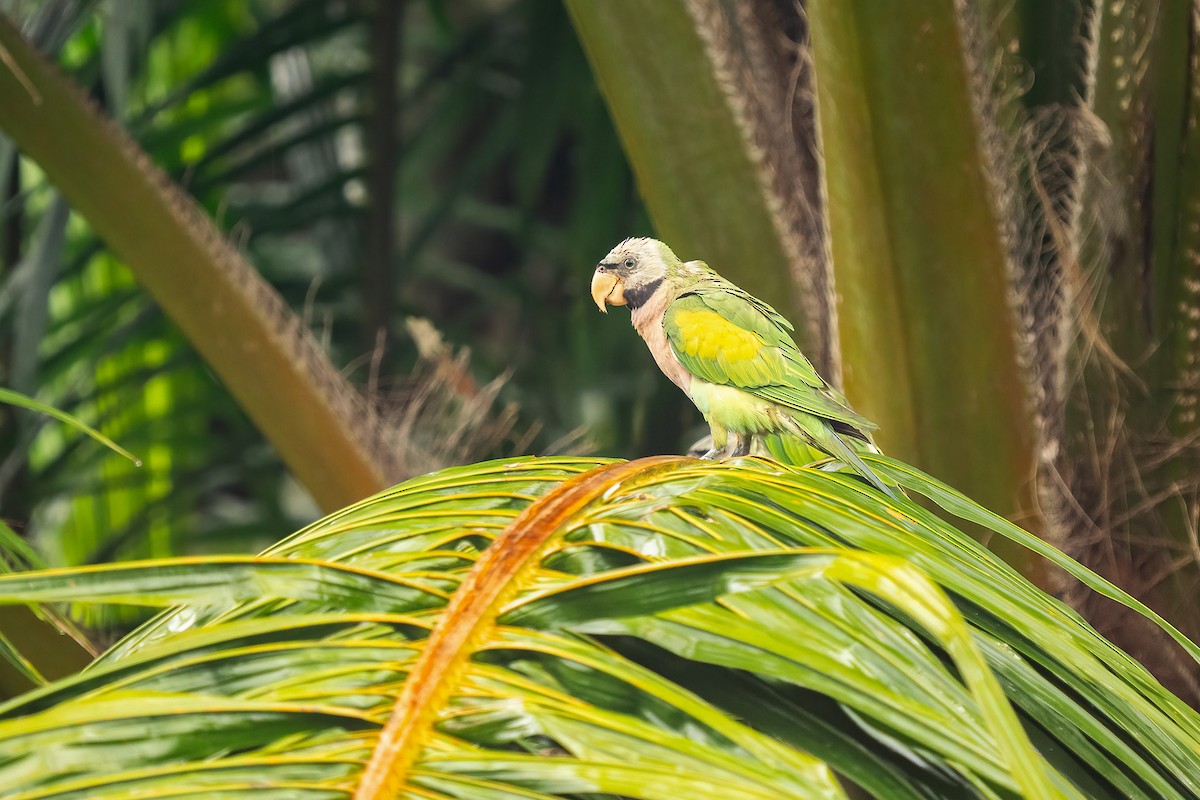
631, 286, 692, 394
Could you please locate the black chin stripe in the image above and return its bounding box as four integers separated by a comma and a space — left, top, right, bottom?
623, 278, 663, 309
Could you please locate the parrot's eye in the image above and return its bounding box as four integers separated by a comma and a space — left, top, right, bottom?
624, 258, 636, 268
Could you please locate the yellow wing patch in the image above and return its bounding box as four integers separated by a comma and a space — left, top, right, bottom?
671, 308, 763, 362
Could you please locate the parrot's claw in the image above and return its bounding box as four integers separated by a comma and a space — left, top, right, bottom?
699, 448, 722, 460
729, 435, 752, 458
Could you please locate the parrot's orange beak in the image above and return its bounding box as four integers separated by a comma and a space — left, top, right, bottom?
590, 269, 626, 313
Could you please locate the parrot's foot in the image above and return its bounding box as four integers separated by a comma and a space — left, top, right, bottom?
729, 435, 752, 458
699, 448, 722, 460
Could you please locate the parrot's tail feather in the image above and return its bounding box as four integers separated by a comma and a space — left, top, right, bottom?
828, 419, 880, 452
823, 432, 897, 499
785, 420, 897, 499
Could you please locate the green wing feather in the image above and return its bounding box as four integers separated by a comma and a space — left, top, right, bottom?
663, 281, 876, 432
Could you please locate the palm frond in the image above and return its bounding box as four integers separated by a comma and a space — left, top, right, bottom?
0, 456, 1195, 799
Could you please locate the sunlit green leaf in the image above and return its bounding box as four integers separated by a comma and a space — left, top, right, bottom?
0, 456, 1194, 798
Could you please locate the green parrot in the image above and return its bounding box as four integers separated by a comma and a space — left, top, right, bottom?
590, 237, 894, 497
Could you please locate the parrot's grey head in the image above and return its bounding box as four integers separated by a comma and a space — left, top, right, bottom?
590, 237, 680, 313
